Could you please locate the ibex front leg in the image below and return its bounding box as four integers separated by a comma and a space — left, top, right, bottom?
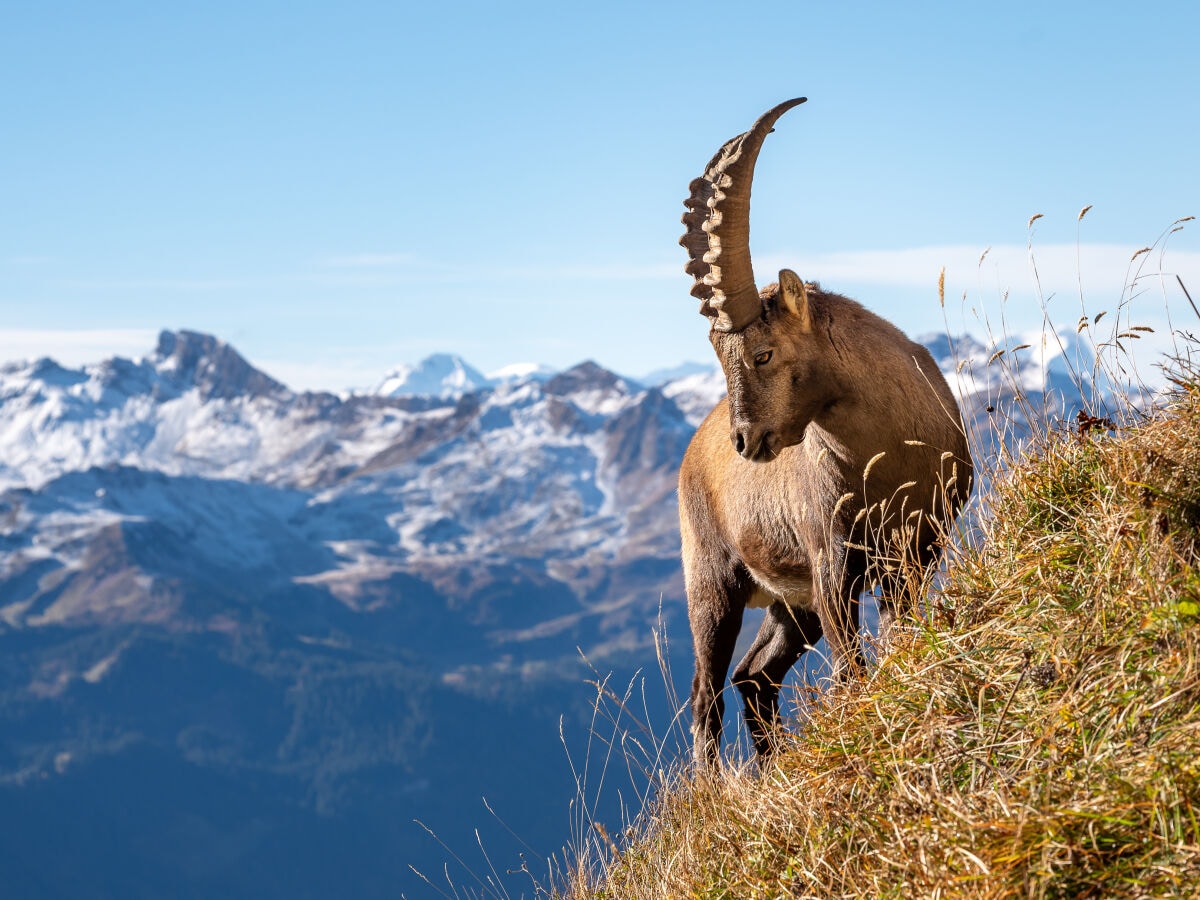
687, 567, 749, 769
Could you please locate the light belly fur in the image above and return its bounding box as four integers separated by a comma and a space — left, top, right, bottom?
745, 567, 815, 610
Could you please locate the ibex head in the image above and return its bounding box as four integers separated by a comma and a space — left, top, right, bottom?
680, 98, 839, 462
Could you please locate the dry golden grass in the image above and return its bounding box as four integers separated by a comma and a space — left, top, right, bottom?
565, 360, 1200, 899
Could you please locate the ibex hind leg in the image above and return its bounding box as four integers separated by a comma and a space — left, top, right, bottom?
732, 602, 822, 761
815, 550, 870, 683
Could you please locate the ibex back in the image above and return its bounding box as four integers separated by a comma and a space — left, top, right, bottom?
678, 98, 972, 767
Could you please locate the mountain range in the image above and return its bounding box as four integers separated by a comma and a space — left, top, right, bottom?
0, 327, 1097, 898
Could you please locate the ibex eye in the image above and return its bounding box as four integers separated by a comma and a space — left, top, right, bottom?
754, 350, 773, 366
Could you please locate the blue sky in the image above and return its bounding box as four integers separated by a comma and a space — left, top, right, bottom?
3, 0, 1197, 391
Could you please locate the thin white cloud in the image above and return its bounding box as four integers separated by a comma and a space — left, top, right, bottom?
0, 329, 159, 367
54, 243, 1198, 295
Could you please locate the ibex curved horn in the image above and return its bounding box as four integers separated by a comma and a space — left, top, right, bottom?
679, 97, 807, 332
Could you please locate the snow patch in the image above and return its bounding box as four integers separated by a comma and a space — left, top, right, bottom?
375, 354, 491, 399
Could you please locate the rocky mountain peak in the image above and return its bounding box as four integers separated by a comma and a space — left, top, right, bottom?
152, 330, 286, 401
544, 360, 628, 397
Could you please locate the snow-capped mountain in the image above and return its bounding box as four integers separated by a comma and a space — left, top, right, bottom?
0, 332, 699, 622
373, 352, 492, 398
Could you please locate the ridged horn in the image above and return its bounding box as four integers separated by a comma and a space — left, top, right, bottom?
679, 97, 806, 332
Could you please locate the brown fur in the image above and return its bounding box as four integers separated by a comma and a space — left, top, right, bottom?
681, 282, 972, 766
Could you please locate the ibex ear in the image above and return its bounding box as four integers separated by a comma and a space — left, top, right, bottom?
779, 269, 812, 333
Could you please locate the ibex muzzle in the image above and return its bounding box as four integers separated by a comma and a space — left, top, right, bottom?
677, 98, 973, 767
726, 375, 776, 461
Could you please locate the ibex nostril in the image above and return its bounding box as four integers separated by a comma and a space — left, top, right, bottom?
733, 432, 746, 454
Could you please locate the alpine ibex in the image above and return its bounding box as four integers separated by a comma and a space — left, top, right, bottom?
678, 98, 972, 766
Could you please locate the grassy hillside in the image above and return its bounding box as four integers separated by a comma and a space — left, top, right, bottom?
565, 357, 1200, 898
